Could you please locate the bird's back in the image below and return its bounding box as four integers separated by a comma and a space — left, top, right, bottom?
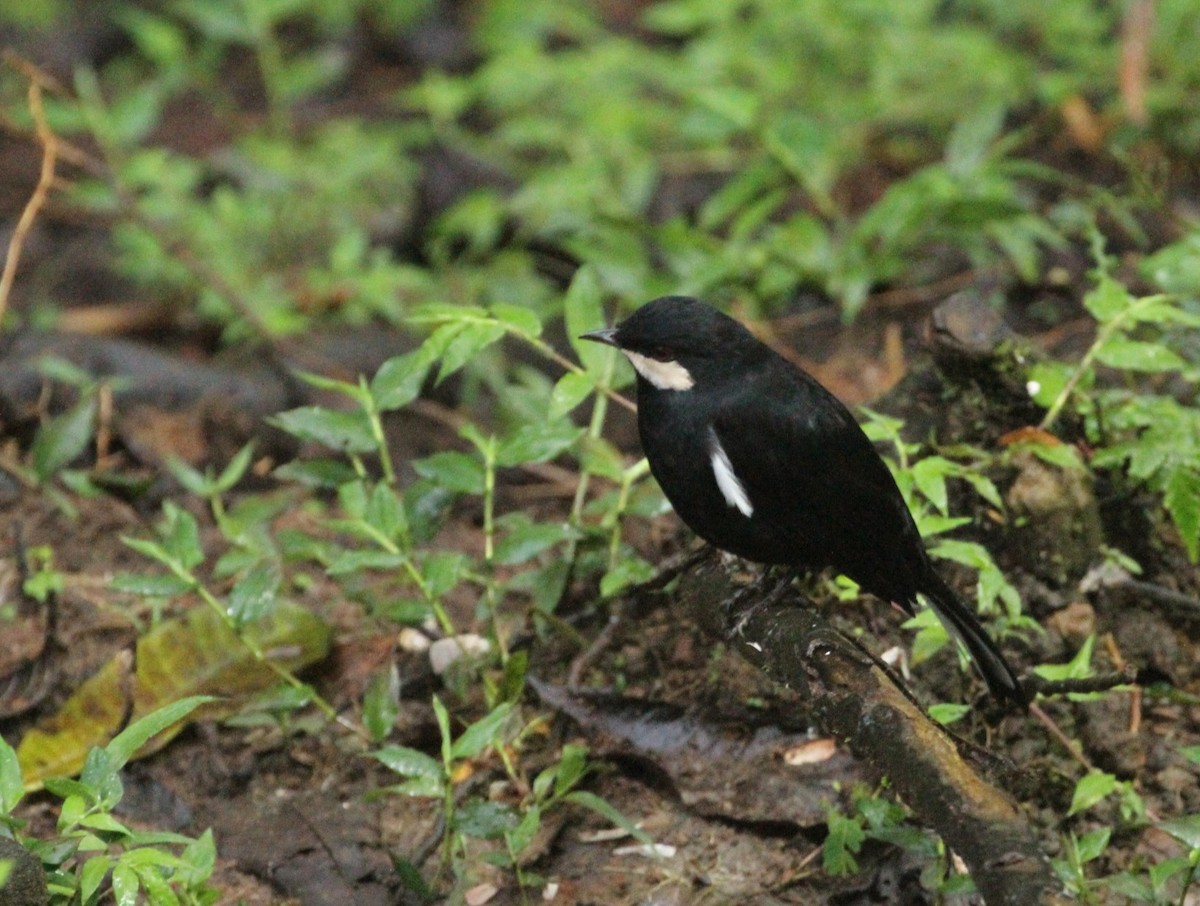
639, 352, 932, 609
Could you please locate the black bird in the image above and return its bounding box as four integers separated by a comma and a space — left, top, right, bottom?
581, 296, 1025, 705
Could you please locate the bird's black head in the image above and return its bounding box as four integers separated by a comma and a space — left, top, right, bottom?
580, 296, 762, 391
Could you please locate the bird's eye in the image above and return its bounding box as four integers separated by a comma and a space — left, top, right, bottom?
646, 345, 673, 361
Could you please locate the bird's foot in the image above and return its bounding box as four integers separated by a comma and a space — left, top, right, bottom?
730, 567, 798, 635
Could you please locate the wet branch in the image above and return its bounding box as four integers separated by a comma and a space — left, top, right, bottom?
679, 558, 1069, 906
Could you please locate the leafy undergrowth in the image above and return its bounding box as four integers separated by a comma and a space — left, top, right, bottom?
2, 1, 1200, 904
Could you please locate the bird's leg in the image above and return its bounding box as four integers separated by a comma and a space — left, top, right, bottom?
763, 566, 799, 605
731, 566, 799, 634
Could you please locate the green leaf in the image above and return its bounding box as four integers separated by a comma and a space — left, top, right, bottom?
548, 371, 595, 418
0, 737, 23, 812
394, 775, 445, 798
363, 665, 401, 744
437, 321, 507, 383
600, 555, 656, 597
271, 406, 377, 453
111, 860, 139, 906
325, 549, 406, 574
365, 482, 409, 544
910, 457, 950, 515
370, 345, 438, 411
81, 855, 114, 904
162, 504, 205, 570
105, 696, 217, 772
1074, 827, 1111, 863
928, 703, 970, 725
494, 515, 574, 565
491, 303, 543, 339
421, 551, 467, 597
1025, 360, 1076, 409
214, 442, 256, 493
496, 421, 583, 467
273, 458, 359, 488
227, 562, 280, 625
109, 572, 194, 597
505, 803, 541, 854
451, 702, 513, 761
554, 744, 589, 798
564, 266, 609, 373
1068, 770, 1117, 816
31, 394, 97, 482
1164, 467, 1200, 562
455, 799, 519, 839
1159, 815, 1200, 851
1082, 275, 1132, 321
563, 790, 653, 844
295, 369, 368, 402
412, 451, 485, 494
823, 811, 865, 876
373, 745, 442, 781
1093, 336, 1184, 372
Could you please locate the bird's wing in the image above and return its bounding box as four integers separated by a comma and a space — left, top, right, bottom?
710, 370, 927, 596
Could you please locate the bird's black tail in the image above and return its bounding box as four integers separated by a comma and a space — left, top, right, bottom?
920, 570, 1027, 707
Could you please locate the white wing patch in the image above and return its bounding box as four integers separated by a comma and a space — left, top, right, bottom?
708, 428, 754, 517
622, 350, 695, 391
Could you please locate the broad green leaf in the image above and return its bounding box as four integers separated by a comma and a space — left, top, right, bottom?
564, 266, 609, 373
363, 665, 401, 744
105, 696, 216, 772
455, 799, 519, 839
370, 345, 438, 411
437, 321, 506, 383
162, 504, 204, 570
365, 482, 408, 543
1094, 336, 1184, 372
325, 549, 406, 575
110, 860, 139, 906
1082, 276, 1133, 321
928, 703, 970, 725
1159, 815, 1200, 851
491, 303, 542, 339
1068, 771, 1117, 816
271, 406, 377, 453
1074, 827, 1111, 863
496, 421, 583, 467
451, 702, 513, 761
227, 562, 280, 625
554, 743, 589, 798
273, 458, 358, 488
548, 371, 595, 418
910, 457, 950, 515
1164, 467, 1200, 562
81, 855, 113, 904
31, 395, 97, 482
494, 515, 574, 565
421, 551, 467, 597
599, 555, 656, 597
412, 451, 485, 494
372, 745, 442, 780
1024, 360, 1075, 409
823, 811, 865, 876
0, 737, 23, 811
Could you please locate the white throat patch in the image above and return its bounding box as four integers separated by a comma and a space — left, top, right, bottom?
622, 350, 695, 391
708, 428, 754, 517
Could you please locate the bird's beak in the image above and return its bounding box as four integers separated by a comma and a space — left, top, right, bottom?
579, 327, 619, 347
